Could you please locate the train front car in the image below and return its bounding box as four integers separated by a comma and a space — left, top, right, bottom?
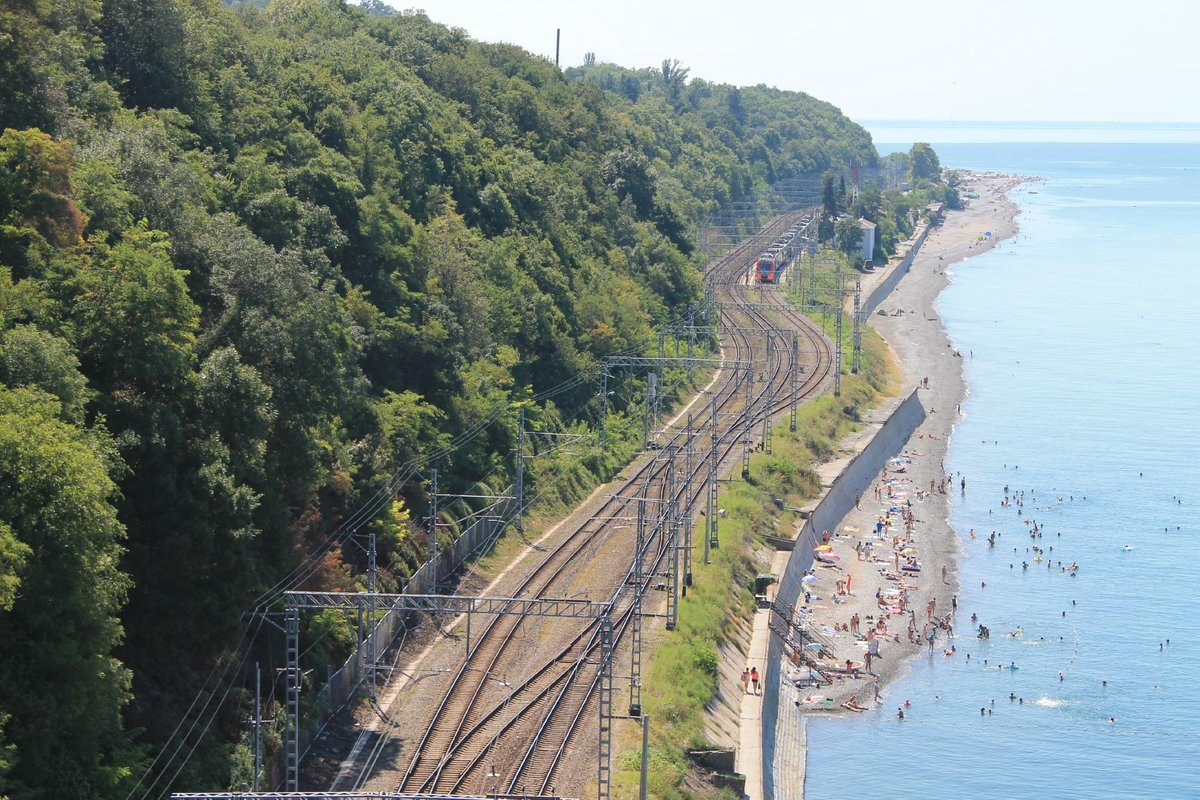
755, 253, 777, 283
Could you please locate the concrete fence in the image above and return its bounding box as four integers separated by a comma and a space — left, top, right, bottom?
292, 496, 516, 766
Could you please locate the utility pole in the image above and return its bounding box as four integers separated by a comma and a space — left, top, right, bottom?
834, 263, 844, 397
742, 362, 753, 479
515, 406, 525, 532
852, 279, 862, 374
763, 333, 774, 455
642, 372, 656, 448
790, 332, 800, 433
598, 363, 609, 449
665, 447, 678, 631
629, 495, 645, 717
284, 606, 299, 791
683, 413, 693, 589
686, 304, 696, 383
639, 715, 650, 800
251, 662, 261, 791
429, 468, 439, 590
705, 393, 718, 560
368, 528, 377, 698
555, 28, 560, 68
655, 332, 666, 437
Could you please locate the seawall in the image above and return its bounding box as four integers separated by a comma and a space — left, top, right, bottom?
761, 387, 927, 800
861, 220, 936, 320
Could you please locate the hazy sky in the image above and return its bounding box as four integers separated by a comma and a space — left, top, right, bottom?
405, 0, 1200, 123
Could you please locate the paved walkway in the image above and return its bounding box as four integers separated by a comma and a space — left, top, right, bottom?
735, 603, 770, 799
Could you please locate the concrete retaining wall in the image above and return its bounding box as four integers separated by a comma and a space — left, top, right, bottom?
861, 221, 935, 320
762, 388, 926, 800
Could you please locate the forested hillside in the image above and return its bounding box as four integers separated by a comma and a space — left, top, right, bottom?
0, 0, 877, 795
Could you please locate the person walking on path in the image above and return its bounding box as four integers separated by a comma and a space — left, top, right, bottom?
750, 666, 760, 695
742, 667, 751, 694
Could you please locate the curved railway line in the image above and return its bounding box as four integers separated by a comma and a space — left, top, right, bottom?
341, 211, 836, 798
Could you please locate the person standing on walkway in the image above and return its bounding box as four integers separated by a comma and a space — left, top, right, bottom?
742, 667, 751, 694
750, 666, 760, 695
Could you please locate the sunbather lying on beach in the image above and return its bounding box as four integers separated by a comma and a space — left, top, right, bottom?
842, 695, 868, 712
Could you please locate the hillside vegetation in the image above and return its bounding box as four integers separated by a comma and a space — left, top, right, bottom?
0, 0, 878, 795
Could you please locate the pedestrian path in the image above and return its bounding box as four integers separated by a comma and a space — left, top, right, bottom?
736, 602, 771, 800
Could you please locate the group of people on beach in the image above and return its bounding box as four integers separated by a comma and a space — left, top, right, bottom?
784, 461, 1124, 728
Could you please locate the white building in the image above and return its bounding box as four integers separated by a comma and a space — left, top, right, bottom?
858, 218, 876, 264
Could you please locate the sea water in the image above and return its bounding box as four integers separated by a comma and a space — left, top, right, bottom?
802, 125, 1200, 799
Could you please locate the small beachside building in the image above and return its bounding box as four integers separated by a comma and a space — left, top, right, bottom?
858, 218, 876, 263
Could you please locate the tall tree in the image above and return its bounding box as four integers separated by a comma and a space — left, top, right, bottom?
909, 142, 941, 183
834, 215, 864, 258
0, 387, 133, 799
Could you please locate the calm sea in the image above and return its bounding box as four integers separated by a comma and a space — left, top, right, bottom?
803, 123, 1200, 799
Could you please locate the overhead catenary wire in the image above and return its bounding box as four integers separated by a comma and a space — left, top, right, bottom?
126, 613, 266, 800
132, 184, 760, 798
125, 311, 708, 798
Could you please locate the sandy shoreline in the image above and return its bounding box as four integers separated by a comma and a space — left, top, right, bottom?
782, 172, 1027, 725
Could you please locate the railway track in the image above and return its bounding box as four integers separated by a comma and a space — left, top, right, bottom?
342, 211, 835, 797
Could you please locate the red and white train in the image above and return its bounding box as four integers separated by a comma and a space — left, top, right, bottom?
754, 215, 811, 283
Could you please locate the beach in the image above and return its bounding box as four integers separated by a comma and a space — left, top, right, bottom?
778, 172, 1024, 723
803, 135, 1200, 799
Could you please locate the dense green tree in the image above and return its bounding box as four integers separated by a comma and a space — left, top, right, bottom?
0, 0, 897, 792
819, 171, 839, 241
834, 215, 864, 258
0, 128, 87, 270
0, 387, 132, 799
910, 141, 941, 183
0, 324, 92, 420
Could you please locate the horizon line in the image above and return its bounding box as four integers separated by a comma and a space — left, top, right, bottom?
857, 118, 1200, 126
